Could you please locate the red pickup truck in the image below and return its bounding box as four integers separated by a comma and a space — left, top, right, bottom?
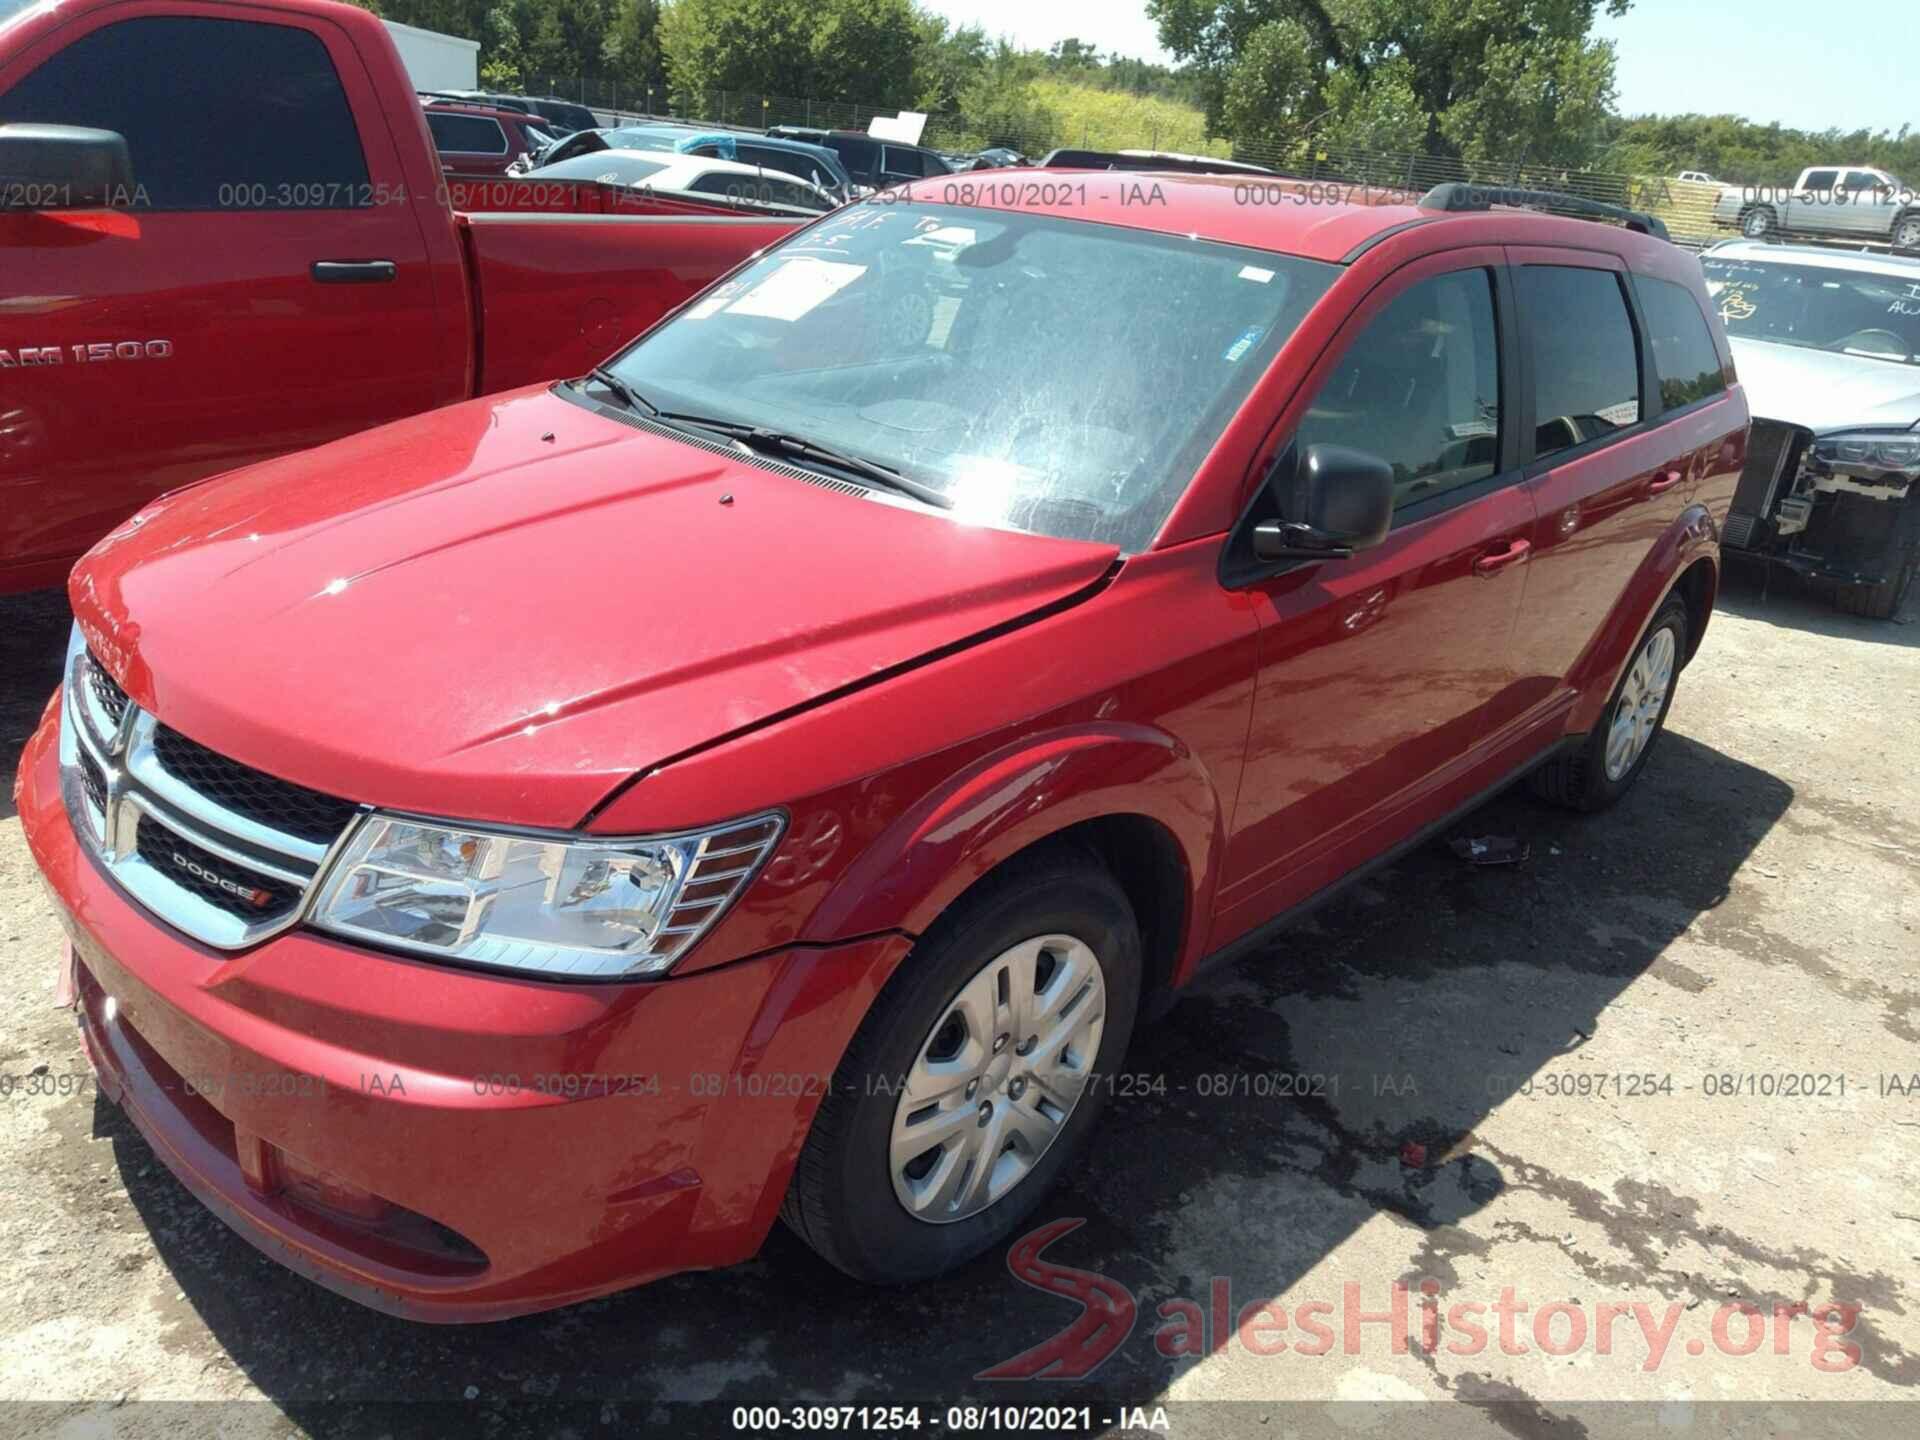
0, 0, 797, 592
21, 175, 1746, 1320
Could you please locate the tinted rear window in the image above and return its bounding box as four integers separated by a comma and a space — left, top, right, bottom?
1518, 266, 1642, 459
1636, 277, 1727, 411
427, 113, 507, 155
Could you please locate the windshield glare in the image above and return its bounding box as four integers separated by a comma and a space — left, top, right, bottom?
607, 203, 1336, 550
1705, 257, 1920, 366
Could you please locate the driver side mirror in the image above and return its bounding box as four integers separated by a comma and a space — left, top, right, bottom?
1252, 443, 1395, 562
0, 124, 135, 209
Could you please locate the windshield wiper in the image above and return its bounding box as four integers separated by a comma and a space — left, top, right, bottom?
656, 412, 955, 510
584, 366, 656, 416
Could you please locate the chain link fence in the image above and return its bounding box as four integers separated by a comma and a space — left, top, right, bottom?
518, 73, 1730, 246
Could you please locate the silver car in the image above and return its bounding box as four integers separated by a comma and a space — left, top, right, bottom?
1705, 240, 1920, 617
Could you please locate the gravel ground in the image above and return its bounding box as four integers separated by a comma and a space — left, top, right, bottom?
1, 567, 1915, 1439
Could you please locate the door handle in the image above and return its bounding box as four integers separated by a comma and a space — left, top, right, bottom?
1647, 469, 1686, 494
1472, 537, 1532, 577
311, 260, 396, 285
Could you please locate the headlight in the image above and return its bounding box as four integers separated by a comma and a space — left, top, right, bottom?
309, 811, 783, 979
1809, 431, 1920, 484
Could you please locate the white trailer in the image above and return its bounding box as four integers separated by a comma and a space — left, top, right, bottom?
382, 19, 478, 93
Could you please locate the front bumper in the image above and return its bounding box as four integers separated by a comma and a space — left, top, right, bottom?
18, 706, 908, 1321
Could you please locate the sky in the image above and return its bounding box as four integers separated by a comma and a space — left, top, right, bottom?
924, 0, 1915, 136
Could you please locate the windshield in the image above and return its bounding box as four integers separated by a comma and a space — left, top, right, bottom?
605, 203, 1336, 550
1705, 257, 1920, 366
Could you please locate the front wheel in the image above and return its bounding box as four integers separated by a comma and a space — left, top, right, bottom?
1894, 212, 1920, 255
1531, 597, 1689, 812
781, 843, 1141, 1283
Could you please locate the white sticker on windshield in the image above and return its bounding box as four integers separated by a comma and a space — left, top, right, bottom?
1238, 265, 1275, 284
725, 257, 867, 322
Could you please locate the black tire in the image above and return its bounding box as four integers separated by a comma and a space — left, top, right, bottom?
1741, 205, 1777, 240
1893, 211, 1920, 256
1530, 597, 1690, 813
781, 842, 1141, 1284
1834, 549, 1917, 619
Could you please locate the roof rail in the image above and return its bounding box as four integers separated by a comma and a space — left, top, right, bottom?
1039, 148, 1274, 177
1419, 182, 1671, 242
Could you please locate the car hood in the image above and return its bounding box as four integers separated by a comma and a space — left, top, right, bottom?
70, 387, 1117, 830
1729, 337, 1920, 433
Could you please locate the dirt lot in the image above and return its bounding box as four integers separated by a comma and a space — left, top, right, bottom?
1, 569, 1916, 1439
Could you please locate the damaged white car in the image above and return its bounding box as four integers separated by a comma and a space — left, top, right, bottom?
1706, 240, 1920, 616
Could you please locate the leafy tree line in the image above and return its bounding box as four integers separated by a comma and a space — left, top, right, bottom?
1599, 114, 1920, 186
355, 0, 1920, 182
354, 0, 1197, 118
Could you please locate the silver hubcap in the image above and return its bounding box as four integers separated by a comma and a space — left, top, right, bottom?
1898, 218, 1920, 249
1605, 626, 1676, 782
1744, 209, 1771, 236
890, 934, 1106, 1224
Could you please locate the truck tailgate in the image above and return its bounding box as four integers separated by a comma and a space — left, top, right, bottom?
458, 211, 801, 393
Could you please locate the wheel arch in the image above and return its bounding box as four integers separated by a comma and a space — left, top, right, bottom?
1672, 554, 1718, 665
802, 724, 1219, 1003
1567, 509, 1719, 734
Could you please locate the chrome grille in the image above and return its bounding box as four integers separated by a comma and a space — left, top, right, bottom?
57, 627, 364, 949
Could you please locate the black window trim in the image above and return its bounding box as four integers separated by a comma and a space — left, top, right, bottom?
1220, 258, 1526, 586
1630, 271, 1731, 425
1516, 257, 1655, 479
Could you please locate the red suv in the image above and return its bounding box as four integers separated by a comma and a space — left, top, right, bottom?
18, 177, 1746, 1321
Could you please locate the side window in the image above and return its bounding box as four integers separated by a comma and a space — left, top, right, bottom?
1635, 277, 1727, 412
766, 178, 826, 209
1516, 266, 1642, 461
1844, 170, 1883, 194
1296, 269, 1502, 513
742, 147, 807, 182
0, 16, 369, 209
1801, 169, 1839, 193
883, 146, 930, 179
427, 114, 508, 156
835, 138, 879, 177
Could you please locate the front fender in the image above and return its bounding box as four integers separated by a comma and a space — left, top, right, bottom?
1568, 502, 1719, 734
804, 723, 1225, 974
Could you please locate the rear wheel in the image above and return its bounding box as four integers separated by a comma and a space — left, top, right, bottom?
1741, 205, 1778, 239
1531, 597, 1689, 812
781, 843, 1140, 1283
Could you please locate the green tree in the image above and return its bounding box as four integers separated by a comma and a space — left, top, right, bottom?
601, 0, 664, 91
1150, 0, 1632, 163
912, 15, 988, 113
658, 0, 922, 110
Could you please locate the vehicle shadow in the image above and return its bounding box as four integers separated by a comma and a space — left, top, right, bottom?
83, 727, 1793, 1430
0, 590, 72, 822
1717, 555, 1919, 647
